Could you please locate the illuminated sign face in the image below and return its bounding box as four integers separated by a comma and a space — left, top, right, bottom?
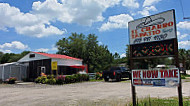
132, 69, 179, 87
132, 39, 174, 58
129, 10, 176, 45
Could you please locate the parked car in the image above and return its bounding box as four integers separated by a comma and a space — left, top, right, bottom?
102, 67, 131, 82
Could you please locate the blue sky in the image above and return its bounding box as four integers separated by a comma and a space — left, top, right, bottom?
0, 0, 190, 57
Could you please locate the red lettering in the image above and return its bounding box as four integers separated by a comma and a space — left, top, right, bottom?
174, 69, 178, 78
141, 28, 146, 32
157, 24, 161, 29
156, 30, 161, 34
169, 70, 174, 77
160, 70, 164, 78
148, 31, 152, 36
151, 25, 156, 30
143, 71, 146, 78
140, 32, 147, 37
153, 31, 156, 35
147, 71, 151, 78
168, 22, 173, 26
164, 70, 168, 78
146, 27, 151, 31
151, 70, 158, 78
131, 30, 134, 39
133, 71, 141, 78
163, 23, 168, 28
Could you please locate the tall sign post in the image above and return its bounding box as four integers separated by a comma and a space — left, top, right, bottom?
128, 9, 183, 106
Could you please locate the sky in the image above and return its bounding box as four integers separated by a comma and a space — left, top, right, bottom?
0, 0, 190, 58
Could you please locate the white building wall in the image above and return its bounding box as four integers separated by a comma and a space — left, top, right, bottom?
51, 58, 82, 66
18, 52, 50, 62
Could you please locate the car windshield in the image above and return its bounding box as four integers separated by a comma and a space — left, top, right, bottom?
110, 67, 120, 71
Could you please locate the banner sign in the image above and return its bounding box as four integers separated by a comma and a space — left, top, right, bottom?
51, 61, 58, 70
132, 39, 174, 58
132, 68, 179, 87
129, 9, 176, 45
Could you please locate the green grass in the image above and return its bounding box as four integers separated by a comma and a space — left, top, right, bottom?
127, 97, 190, 106
89, 79, 103, 82
181, 74, 190, 79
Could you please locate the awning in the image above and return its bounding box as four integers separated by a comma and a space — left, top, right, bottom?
69, 65, 85, 70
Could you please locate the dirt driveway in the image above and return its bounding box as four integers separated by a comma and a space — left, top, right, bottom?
0, 81, 190, 106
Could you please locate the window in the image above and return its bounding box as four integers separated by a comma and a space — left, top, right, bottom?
29, 54, 35, 58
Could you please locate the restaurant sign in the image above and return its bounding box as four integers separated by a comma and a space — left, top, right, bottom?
129, 9, 176, 45
132, 68, 179, 87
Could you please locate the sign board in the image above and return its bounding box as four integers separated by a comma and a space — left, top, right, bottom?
132, 39, 174, 58
132, 68, 179, 87
51, 61, 58, 70
129, 9, 176, 45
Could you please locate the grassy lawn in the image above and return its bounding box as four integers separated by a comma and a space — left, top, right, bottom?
127, 97, 190, 106
181, 74, 190, 79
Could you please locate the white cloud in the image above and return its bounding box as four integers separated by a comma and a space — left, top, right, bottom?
51, 44, 58, 51
0, 41, 28, 50
138, 6, 157, 16
0, 3, 65, 38
0, 0, 120, 37
0, 41, 29, 53
177, 31, 181, 36
0, 49, 12, 53
15, 24, 65, 38
177, 21, 190, 30
179, 34, 188, 40
32, 0, 120, 26
35, 48, 49, 52
120, 53, 126, 58
122, 0, 139, 8
143, 0, 161, 7
178, 40, 190, 49
99, 14, 133, 31
98, 41, 103, 45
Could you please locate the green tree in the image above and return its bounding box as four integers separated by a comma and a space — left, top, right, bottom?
56, 33, 113, 73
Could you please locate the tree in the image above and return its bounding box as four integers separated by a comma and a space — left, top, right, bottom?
56, 33, 113, 72
0, 51, 30, 64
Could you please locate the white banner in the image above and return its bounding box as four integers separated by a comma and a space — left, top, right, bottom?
132, 68, 179, 87
129, 10, 176, 45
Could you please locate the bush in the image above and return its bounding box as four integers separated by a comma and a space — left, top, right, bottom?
95, 72, 102, 80
46, 78, 56, 85
35, 74, 89, 85
65, 75, 71, 84
81, 74, 89, 81
35, 76, 47, 84
7, 77, 17, 84
56, 75, 65, 84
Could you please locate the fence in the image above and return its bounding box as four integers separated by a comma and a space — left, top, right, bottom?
88, 73, 96, 80
0, 63, 28, 81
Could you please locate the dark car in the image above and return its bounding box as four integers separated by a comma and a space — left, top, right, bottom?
102, 67, 131, 82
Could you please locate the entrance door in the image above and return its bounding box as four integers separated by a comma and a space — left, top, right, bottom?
37, 66, 46, 76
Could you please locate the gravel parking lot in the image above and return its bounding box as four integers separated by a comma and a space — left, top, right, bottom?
0, 80, 190, 106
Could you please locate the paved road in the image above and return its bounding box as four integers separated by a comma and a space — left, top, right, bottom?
0, 81, 190, 106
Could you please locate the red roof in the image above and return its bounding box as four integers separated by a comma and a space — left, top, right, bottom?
33, 52, 82, 61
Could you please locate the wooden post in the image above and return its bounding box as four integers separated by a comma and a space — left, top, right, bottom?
173, 8, 183, 105
174, 38, 183, 106
130, 45, 136, 106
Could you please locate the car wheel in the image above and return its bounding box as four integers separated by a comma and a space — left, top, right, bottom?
116, 75, 121, 82
104, 78, 109, 82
